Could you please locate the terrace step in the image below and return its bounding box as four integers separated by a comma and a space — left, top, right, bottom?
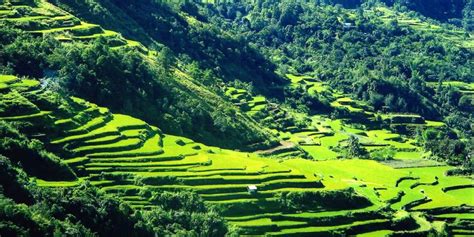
451, 229, 474, 235
179, 174, 307, 186
200, 192, 274, 201
236, 218, 308, 235
189, 168, 247, 173
79, 134, 126, 147
89, 155, 185, 163
3, 15, 80, 31
65, 114, 113, 137
85, 165, 197, 174
0, 110, 52, 121
72, 138, 144, 156
176, 169, 292, 178
100, 185, 142, 195
121, 195, 148, 202
30, 22, 103, 36
84, 133, 163, 158
86, 149, 165, 158
265, 219, 391, 237
226, 205, 380, 222
186, 179, 322, 195
202, 187, 329, 203
85, 160, 209, 168
90, 179, 136, 188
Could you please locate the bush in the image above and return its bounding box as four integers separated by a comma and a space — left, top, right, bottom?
0, 121, 76, 180
142, 191, 229, 236
370, 146, 397, 161
276, 188, 372, 211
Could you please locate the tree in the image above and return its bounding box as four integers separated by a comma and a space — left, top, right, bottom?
157, 46, 176, 74
346, 135, 367, 158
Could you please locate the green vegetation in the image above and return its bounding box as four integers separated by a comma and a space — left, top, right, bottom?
0, 0, 472, 236
1, 75, 472, 235
0, 1, 277, 150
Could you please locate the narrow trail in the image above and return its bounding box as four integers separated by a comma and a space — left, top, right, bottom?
255, 141, 296, 155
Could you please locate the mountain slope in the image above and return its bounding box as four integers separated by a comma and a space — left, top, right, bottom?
2, 74, 473, 235
0, 0, 279, 150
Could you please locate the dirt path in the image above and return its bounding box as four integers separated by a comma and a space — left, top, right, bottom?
255, 141, 296, 155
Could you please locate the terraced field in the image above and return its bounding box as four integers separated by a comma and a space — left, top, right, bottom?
225, 86, 310, 158
224, 78, 431, 163
427, 81, 474, 102
0, 0, 443, 164
0, 0, 147, 51
370, 7, 474, 49
0, 1, 472, 235
2, 74, 473, 236
279, 74, 449, 165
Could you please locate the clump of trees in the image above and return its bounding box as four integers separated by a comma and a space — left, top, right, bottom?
142, 191, 229, 236
0, 121, 76, 181
345, 135, 368, 159
276, 188, 372, 211
418, 127, 473, 166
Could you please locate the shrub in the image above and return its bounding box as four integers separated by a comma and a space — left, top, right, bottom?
142, 191, 229, 236
0, 121, 76, 180
276, 188, 372, 211
370, 146, 397, 161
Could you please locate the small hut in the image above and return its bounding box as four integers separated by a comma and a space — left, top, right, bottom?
247, 185, 258, 194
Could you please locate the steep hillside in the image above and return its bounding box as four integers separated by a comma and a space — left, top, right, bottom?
0, 0, 279, 150
380, 0, 468, 23
50, 0, 286, 91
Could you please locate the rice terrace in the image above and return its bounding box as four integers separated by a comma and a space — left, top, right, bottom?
0, 0, 473, 236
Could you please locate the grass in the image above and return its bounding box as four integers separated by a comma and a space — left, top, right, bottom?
320, 133, 348, 147
286, 74, 312, 84
52, 114, 146, 144
267, 219, 389, 236
425, 120, 445, 127
35, 178, 84, 187
331, 97, 364, 112
73, 137, 142, 154
394, 151, 423, 160
436, 213, 474, 219
307, 82, 328, 94
0, 110, 51, 120
400, 167, 474, 210
32, 22, 100, 34
0, 75, 18, 83
300, 145, 339, 160
357, 230, 392, 237
87, 133, 163, 157
73, 29, 117, 39
67, 116, 109, 134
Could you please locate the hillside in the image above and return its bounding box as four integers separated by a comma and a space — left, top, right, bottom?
0, 0, 281, 150
2, 74, 473, 235
0, 0, 473, 236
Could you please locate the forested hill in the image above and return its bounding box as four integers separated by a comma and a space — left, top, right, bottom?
380, 0, 471, 25
276, 0, 473, 29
